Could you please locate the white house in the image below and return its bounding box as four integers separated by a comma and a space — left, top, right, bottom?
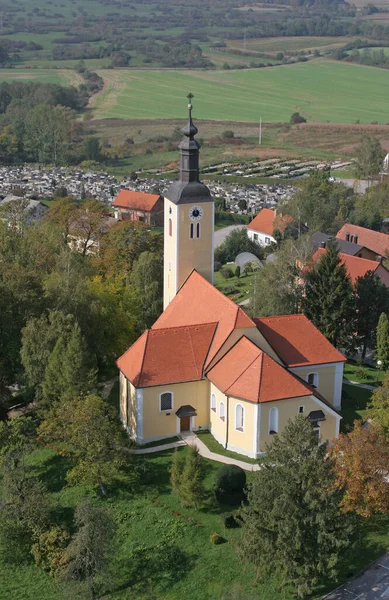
246, 207, 292, 246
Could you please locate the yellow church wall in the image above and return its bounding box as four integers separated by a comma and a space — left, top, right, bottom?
209, 383, 228, 447
141, 379, 209, 442
289, 364, 338, 405
259, 396, 339, 452
227, 397, 256, 455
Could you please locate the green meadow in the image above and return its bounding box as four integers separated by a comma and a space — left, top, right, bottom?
92, 61, 389, 123
0, 69, 79, 86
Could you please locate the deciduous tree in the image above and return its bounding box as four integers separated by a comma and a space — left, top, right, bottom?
354, 134, 385, 180
331, 420, 389, 517
367, 372, 389, 435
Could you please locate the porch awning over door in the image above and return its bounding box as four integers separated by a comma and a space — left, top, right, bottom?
175, 405, 197, 418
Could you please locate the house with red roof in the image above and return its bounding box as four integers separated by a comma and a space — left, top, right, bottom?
116, 103, 344, 457
246, 208, 293, 246
312, 247, 389, 288
336, 223, 389, 261
112, 190, 164, 226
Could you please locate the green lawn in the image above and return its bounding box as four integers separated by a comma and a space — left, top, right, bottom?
214, 265, 257, 303
196, 431, 259, 465
92, 61, 389, 123
344, 360, 385, 385
4, 442, 389, 599
0, 68, 77, 86
340, 384, 373, 430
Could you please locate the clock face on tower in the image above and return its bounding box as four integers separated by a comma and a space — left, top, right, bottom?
188, 206, 203, 221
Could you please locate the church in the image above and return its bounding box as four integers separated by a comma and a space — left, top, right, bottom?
117, 98, 345, 458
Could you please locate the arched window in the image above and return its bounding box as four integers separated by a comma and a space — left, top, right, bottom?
160, 392, 173, 411
196, 222, 200, 238
190, 223, 194, 239
235, 404, 244, 431
269, 407, 278, 434
168, 218, 172, 237
220, 401, 225, 422
211, 393, 216, 412
307, 373, 318, 388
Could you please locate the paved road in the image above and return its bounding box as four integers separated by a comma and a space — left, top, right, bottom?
324, 553, 389, 600
214, 224, 245, 248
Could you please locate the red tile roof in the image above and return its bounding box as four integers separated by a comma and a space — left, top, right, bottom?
153, 270, 256, 364
336, 224, 389, 257
312, 247, 387, 285
113, 190, 161, 212
246, 208, 293, 236
117, 323, 217, 387
206, 336, 312, 403
255, 314, 345, 367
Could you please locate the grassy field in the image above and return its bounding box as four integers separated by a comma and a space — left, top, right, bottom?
344, 360, 386, 385
227, 36, 360, 53
91, 61, 389, 123
214, 265, 258, 303
0, 68, 80, 86
340, 384, 372, 429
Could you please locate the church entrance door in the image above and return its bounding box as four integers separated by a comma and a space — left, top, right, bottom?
180, 416, 190, 432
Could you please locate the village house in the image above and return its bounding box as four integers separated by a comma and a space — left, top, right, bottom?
116, 100, 344, 457
336, 223, 389, 261
246, 207, 293, 246
112, 189, 164, 226
312, 246, 389, 288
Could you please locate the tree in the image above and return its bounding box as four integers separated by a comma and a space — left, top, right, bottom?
170, 448, 184, 496
46, 197, 77, 245
354, 134, 385, 180
355, 273, 389, 358
61, 500, 115, 599
331, 420, 389, 517
367, 372, 389, 435
214, 229, 264, 265
84, 137, 102, 162
130, 251, 163, 331
235, 265, 241, 279
38, 394, 127, 494
290, 112, 306, 124
24, 104, 76, 165
69, 199, 109, 257
376, 313, 389, 370
239, 416, 353, 598
177, 445, 207, 509
302, 241, 356, 349
42, 322, 96, 406
249, 235, 313, 317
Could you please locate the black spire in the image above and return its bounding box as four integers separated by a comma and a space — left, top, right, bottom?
179, 92, 200, 183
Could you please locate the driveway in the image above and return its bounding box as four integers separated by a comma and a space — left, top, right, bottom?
324, 553, 389, 599
214, 224, 245, 248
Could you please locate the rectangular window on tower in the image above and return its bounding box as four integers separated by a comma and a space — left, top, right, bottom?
190, 223, 194, 239
169, 218, 172, 237
196, 223, 200, 238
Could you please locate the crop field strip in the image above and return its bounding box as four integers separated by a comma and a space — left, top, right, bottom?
91, 61, 389, 123
0, 69, 80, 86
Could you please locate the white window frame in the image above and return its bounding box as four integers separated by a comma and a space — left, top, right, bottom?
235, 403, 244, 432
211, 393, 216, 413
269, 406, 279, 434
298, 406, 304, 414
307, 372, 318, 388
159, 391, 173, 412
219, 401, 225, 422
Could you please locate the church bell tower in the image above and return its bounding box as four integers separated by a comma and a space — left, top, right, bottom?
163, 94, 214, 309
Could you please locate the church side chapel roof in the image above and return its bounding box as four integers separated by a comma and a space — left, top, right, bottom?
206, 336, 313, 404
254, 314, 346, 367
153, 270, 255, 365
117, 322, 217, 387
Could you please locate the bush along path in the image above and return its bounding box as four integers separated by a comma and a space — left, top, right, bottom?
133, 431, 260, 472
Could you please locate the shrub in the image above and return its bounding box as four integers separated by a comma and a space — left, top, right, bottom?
235, 266, 241, 279
32, 526, 70, 576
215, 464, 246, 505
222, 513, 241, 529
214, 261, 222, 272
210, 532, 223, 544
221, 130, 234, 139
220, 267, 233, 280
290, 112, 307, 124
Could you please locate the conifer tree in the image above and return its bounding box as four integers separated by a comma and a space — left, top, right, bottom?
302, 241, 356, 349
368, 371, 389, 435
355, 275, 389, 359
179, 445, 207, 510
170, 448, 183, 496
376, 313, 389, 370
239, 416, 353, 598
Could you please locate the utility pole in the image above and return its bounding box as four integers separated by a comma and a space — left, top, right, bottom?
259, 117, 262, 145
